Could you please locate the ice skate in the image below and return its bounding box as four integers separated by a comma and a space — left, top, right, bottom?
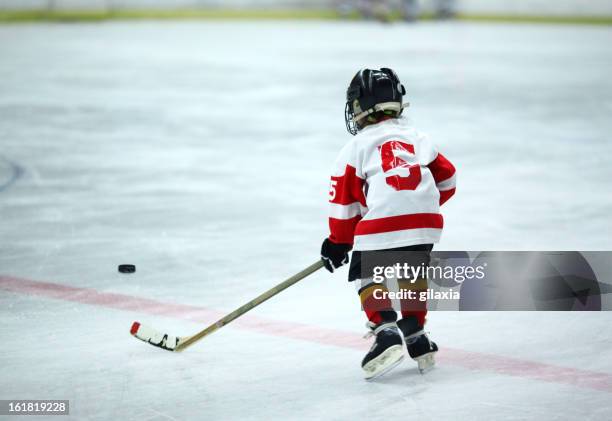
398, 317, 438, 374
361, 322, 405, 380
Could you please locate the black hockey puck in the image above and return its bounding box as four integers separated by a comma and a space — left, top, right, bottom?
118, 264, 136, 274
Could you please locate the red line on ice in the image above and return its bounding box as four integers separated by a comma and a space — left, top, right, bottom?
2, 274, 612, 393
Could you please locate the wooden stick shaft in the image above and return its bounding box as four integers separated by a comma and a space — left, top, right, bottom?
176, 260, 324, 351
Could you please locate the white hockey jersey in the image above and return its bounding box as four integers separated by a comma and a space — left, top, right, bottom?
328, 118, 456, 251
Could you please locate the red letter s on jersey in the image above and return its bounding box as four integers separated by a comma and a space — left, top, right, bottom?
379, 140, 422, 191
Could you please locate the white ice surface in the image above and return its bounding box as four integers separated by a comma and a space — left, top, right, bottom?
1, 21, 612, 420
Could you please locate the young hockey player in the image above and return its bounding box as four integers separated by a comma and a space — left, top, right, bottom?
320, 68, 456, 379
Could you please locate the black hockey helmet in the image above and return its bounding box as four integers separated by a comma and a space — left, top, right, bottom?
344, 68, 407, 135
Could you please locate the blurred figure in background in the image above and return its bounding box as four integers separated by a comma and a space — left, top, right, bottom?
336, 0, 394, 22
336, 0, 456, 21
401, 0, 419, 21
401, 0, 456, 21
359, 0, 393, 22
434, 0, 456, 19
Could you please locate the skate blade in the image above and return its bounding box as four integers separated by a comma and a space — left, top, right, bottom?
363, 345, 404, 381
415, 352, 436, 374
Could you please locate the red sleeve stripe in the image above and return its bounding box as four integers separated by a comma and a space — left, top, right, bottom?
428, 153, 456, 185
354, 213, 443, 236
329, 216, 361, 245
439, 188, 456, 206
329, 202, 365, 220
330, 165, 366, 206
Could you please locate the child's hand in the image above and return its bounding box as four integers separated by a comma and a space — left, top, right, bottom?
320, 238, 352, 273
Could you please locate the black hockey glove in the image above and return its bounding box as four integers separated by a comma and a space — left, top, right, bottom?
320, 238, 352, 273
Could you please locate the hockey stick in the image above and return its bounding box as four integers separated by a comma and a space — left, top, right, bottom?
130, 259, 325, 352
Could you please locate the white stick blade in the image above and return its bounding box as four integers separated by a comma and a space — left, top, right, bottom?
130, 321, 180, 352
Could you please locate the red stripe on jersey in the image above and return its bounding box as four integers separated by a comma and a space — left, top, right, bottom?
354, 213, 443, 236
329, 216, 362, 245
428, 153, 456, 185
439, 187, 456, 206
330, 165, 366, 206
